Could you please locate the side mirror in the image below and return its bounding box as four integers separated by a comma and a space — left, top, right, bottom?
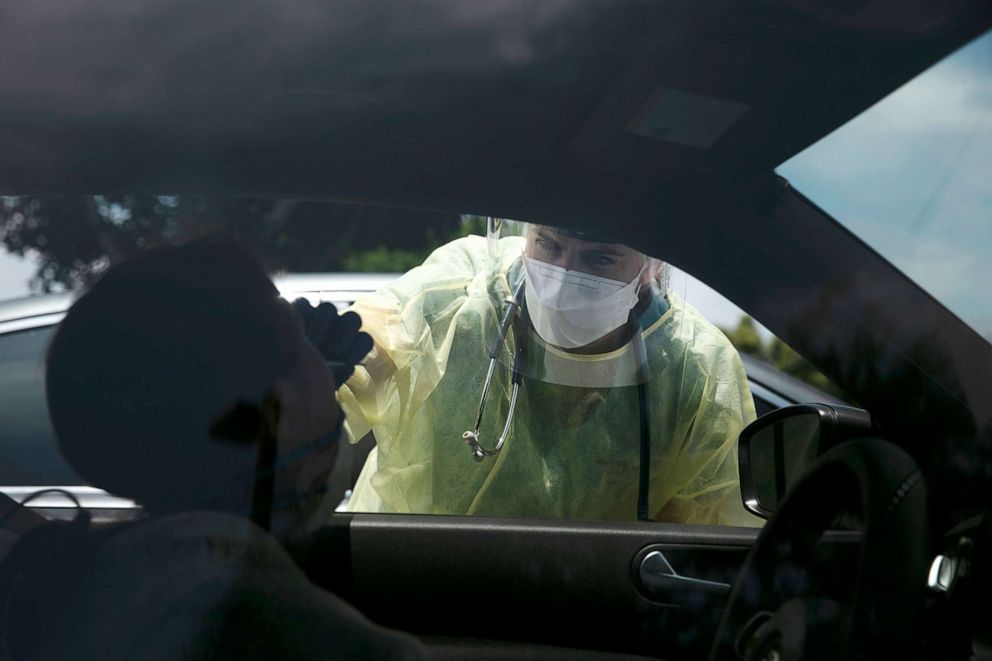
738, 403, 876, 518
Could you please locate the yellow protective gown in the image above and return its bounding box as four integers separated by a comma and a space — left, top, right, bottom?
338, 236, 759, 526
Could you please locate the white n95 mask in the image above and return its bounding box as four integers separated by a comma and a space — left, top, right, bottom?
522, 256, 645, 350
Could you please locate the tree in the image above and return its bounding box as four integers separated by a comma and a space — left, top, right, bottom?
721, 315, 850, 400
0, 195, 470, 292
725, 316, 764, 359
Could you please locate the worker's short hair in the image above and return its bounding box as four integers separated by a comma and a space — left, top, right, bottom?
46, 236, 294, 512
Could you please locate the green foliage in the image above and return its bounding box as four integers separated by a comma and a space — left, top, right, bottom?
457, 215, 488, 238
728, 316, 763, 358
0, 196, 469, 291
342, 246, 430, 273
341, 215, 490, 272
722, 315, 850, 400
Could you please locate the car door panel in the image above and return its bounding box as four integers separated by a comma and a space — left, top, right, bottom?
296, 514, 759, 659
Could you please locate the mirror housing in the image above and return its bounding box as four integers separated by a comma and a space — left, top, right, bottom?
738, 403, 876, 518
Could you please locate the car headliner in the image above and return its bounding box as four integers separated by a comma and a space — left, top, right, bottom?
0, 1, 987, 206
2, 0, 992, 518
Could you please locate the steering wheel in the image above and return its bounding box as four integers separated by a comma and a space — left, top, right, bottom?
709, 439, 929, 661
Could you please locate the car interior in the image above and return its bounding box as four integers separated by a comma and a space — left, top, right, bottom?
1, 1, 992, 659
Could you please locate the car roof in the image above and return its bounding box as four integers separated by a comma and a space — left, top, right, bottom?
0, 293, 74, 326
0, 273, 400, 328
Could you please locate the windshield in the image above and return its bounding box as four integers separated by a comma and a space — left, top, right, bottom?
778, 29, 992, 340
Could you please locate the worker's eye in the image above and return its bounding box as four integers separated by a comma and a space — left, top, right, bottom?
585, 254, 616, 269
535, 237, 560, 254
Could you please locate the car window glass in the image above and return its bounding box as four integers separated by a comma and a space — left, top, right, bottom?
0, 196, 845, 526
0, 326, 82, 485
0, 198, 479, 513
669, 266, 851, 411
778, 29, 992, 341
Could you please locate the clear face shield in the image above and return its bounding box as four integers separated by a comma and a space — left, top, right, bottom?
466, 220, 675, 459
463, 218, 706, 520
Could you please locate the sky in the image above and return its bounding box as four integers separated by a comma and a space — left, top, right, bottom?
671, 267, 763, 336
778, 29, 992, 340
0, 251, 37, 303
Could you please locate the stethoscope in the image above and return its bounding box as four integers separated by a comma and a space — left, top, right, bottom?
461, 272, 654, 516
462, 277, 528, 461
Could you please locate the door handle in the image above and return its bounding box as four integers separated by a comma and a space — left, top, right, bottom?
638, 550, 731, 607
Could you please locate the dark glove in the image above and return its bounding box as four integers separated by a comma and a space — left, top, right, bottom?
291, 298, 373, 386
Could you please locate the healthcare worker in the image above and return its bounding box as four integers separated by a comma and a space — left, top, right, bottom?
337, 220, 758, 525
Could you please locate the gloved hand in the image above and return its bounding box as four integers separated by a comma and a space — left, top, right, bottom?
291, 298, 373, 386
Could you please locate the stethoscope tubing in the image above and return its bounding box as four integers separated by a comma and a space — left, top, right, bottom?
463, 277, 527, 461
